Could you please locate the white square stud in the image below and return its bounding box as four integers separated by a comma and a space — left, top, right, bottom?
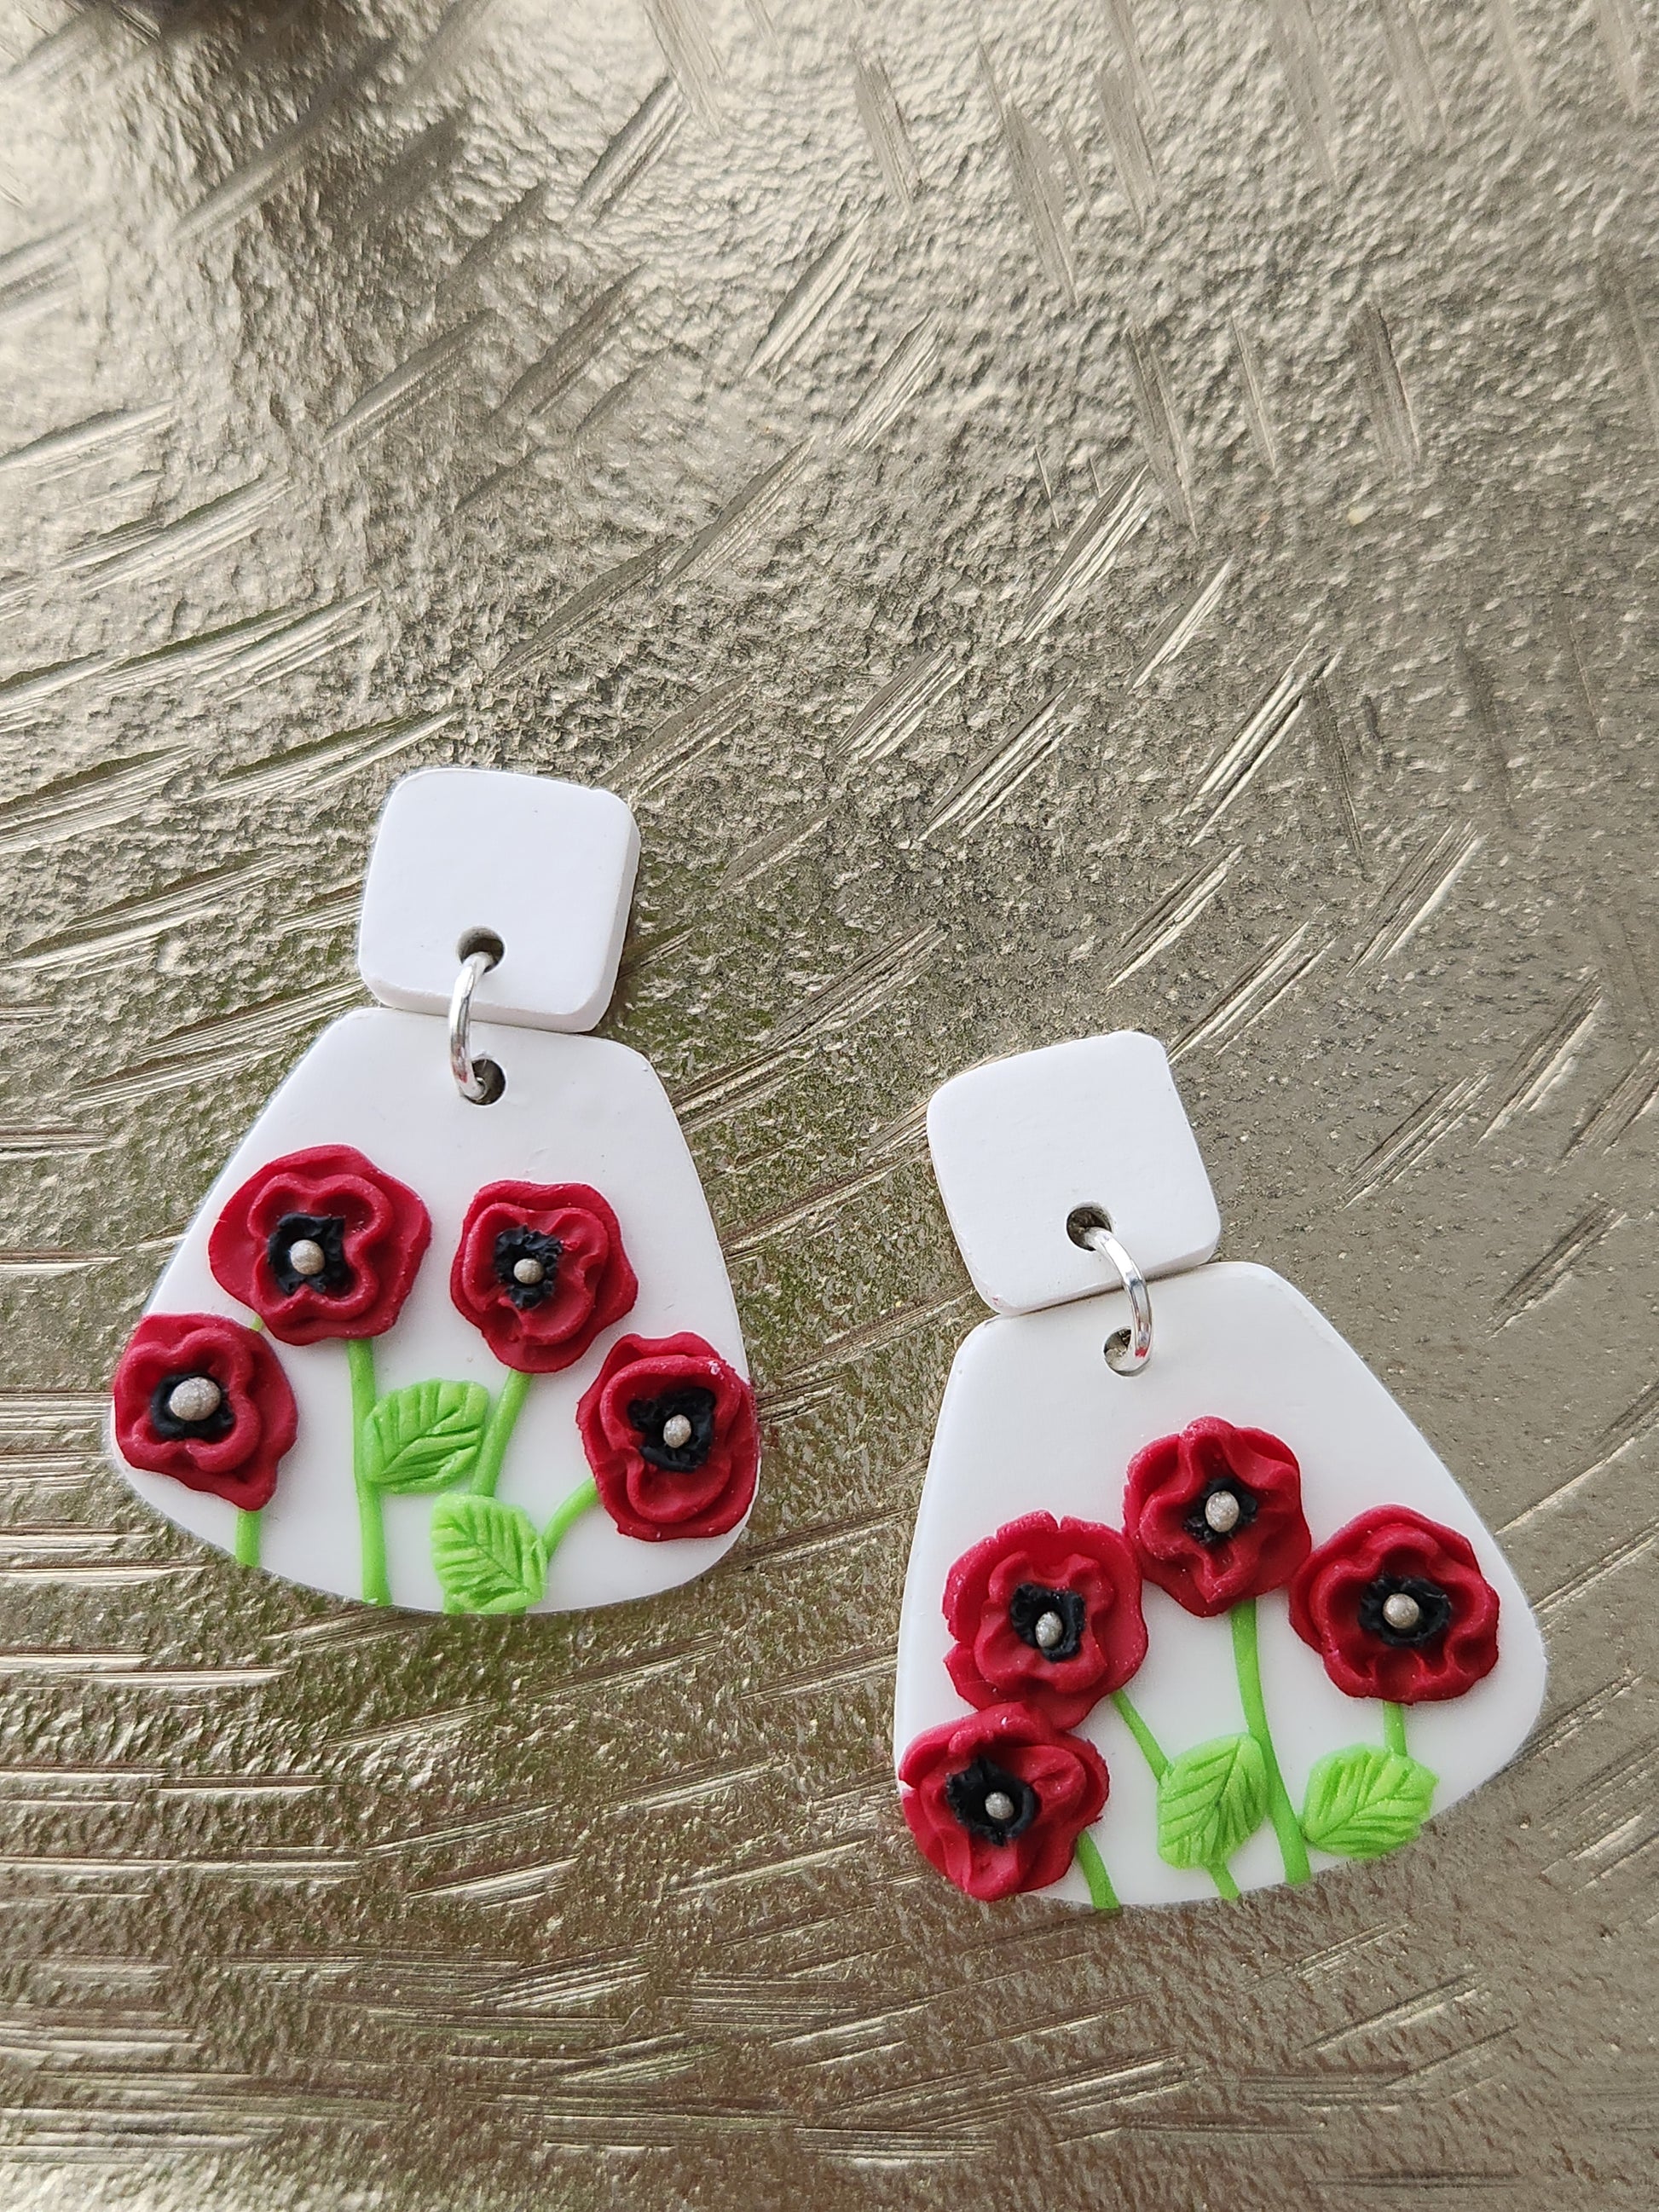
357, 768, 640, 1032
926, 1032, 1222, 1314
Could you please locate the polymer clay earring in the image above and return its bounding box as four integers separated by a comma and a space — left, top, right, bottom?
108, 769, 758, 1614
893, 1034, 1545, 1908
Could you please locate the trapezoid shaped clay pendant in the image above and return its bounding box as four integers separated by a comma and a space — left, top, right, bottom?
107, 768, 757, 1615
894, 1034, 1546, 1908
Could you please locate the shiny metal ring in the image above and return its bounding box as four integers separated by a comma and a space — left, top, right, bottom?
1079, 1222, 1153, 1376
448, 946, 500, 1103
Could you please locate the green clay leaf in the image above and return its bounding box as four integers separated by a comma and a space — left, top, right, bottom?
1156, 1732, 1269, 1869
430, 1496, 547, 1615
1299, 1744, 1437, 1859
362, 1380, 491, 1494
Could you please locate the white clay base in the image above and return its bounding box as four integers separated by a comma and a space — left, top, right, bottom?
893, 1262, 1546, 1906
112, 1008, 750, 1613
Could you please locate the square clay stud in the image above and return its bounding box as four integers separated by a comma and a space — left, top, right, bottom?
927, 1032, 1221, 1314
358, 768, 639, 1032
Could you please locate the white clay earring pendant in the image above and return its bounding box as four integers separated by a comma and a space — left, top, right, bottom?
107, 768, 758, 1616
893, 1033, 1546, 1909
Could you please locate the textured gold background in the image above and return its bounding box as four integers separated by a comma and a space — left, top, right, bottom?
1, 0, 1655, 2203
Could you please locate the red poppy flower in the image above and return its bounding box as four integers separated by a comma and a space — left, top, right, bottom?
576, 1332, 758, 1541
1123, 1415, 1312, 1617
943, 1514, 1147, 1730
450, 1181, 637, 1375
1289, 1505, 1500, 1703
208, 1145, 430, 1346
899, 1703, 1109, 1901
112, 1311, 298, 1512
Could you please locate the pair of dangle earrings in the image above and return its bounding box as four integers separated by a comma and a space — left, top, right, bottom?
107, 768, 1545, 1915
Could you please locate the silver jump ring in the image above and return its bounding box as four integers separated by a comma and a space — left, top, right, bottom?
448, 946, 499, 1103
1080, 1222, 1153, 1376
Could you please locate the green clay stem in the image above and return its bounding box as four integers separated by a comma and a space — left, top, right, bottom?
1230, 1597, 1310, 1885
1113, 1688, 1240, 1901
1074, 1829, 1120, 1913
471, 1367, 533, 1498
543, 1474, 599, 1557
234, 1507, 261, 1569
348, 1337, 390, 1608
1111, 1688, 1169, 1777
1382, 1700, 1408, 1758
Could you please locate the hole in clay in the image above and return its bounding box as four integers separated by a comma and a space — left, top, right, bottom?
1066, 1204, 1112, 1247
467, 1058, 506, 1106
458, 927, 505, 967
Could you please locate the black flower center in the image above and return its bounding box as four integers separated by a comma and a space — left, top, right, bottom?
1008, 1581, 1086, 1660
492, 1227, 564, 1309
1182, 1478, 1260, 1547
1358, 1574, 1452, 1647
627, 1386, 718, 1471
149, 1372, 234, 1442
267, 1213, 352, 1297
945, 1757, 1039, 1844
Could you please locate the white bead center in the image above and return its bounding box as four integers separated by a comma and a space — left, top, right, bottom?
1203, 1489, 1242, 1534
287, 1238, 327, 1279
661, 1413, 694, 1450
1034, 1609, 1066, 1650
512, 1256, 545, 1286
1382, 1591, 1422, 1632
982, 1790, 1016, 1825
166, 1376, 223, 1424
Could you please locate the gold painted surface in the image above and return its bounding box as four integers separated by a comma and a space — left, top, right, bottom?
0, 0, 1655, 2203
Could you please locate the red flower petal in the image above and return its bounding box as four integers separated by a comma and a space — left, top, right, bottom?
576, 1332, 758, 1541
1124, 1416, 1311, 1615
941, 1512, 1147, 1729
1289, 1505, 1500, 1703
112, 1311, 297, 1511
449, 1181, 637, 1375
898, 1703, 1109, 1901
208, 1145, 430, 1345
